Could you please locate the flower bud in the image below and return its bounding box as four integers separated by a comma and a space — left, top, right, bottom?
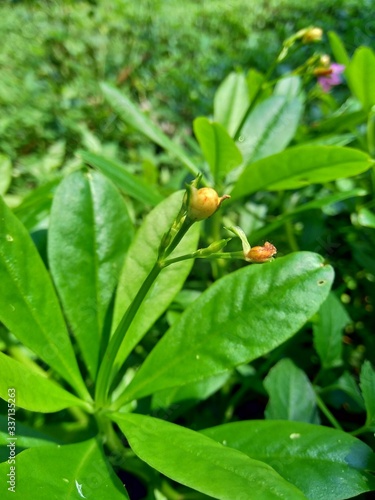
246, 242, 277, 263
313, 67, 333, 77
320, 54, 331, 67
187, 187, 230, 221
302, 27, 323, 43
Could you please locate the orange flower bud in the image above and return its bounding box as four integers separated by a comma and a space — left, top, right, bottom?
246, 242, 277, 263
187, 187, 230, 221
313, 67, 333, 77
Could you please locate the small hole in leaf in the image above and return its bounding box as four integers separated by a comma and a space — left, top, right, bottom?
318, 280, 326, 285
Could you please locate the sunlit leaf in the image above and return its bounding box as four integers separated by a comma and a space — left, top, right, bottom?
237, 95, 303, 165
0, 439, 129, 498
0, 352, 90, 413
112, 413, 306, 500
79, 150, 163, 206
313, 293, 350, 369
100, 83, 200, 177
360, 361, 375, 428
115, 252, 333, 406
48, 171, 133, 379
264, 359, 318, 423
111, 191, 200, 376
214, 72, 249, 137
347, 47, 375, 111
193, 117, 242, 182
0, 196, 89, 400
203, 420, 375, 500
230, 146, 373, 200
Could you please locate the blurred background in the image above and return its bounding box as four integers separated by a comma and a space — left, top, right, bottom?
1, 0, 374, 198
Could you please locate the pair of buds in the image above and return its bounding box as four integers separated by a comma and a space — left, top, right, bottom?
186, 185, 277, 263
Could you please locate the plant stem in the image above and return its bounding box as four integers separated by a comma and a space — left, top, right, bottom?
315, 393, 343, 430
67, 405, 90, 425
95, 262, 162, 408
163, 217, 195, 258
350, 425, 369, 436
285, 219, 300, 252
163, 250, 244, 267
95, 216, 195, 409
160, 480, 184, 500
233, 49, 282, 141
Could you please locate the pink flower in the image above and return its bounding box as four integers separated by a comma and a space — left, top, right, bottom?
316, 63, 345, 92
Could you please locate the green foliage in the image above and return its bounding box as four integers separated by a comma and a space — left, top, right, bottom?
231, 146, 373, 199
347, 47, 375, 111
0, 352, 88, 413
1, 4, 375, 499
360, 361, 375, 430
117, 253, 333, 406
313, 292, 351, 369
111, 192, 200, 377
48, 170, 134, 378
113, 413, 307, 500
214, 72, 250, 137
0, 196, 89, 399
238, 94, 304, 164
264, 359, 318, 422
203, 421, 375, 500
1, 0, 373, 193
193, 117, 243, 183
0, 439, 129, 498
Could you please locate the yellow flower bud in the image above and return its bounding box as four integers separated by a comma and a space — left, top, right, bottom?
246, 242, 277, 263
302, 27, 323, 43
187, 187, 230, 221
320, 54, 331, 67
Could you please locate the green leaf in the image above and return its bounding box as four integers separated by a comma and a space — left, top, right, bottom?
368, 106, 375, 157
246, 68, 266, 103
0, 352, 90, 413
302, 133, 355, 147
0, 439, 129, 499
203, 420, 375, 500
313, 292, 350, 369
100, 83, 200, 177
12, 179, 60, 231
250, 188, 366, 243
116, 252, 333, 405
347, 47, 375, 111
193, 117, 242, 182
214, 72, 250, 137
315, 109, 366, 134
48, 171, 133, 379
264, 359, 318, 423
111, 191, 200, 376
274, 76, 302, 99
112, 413, 306, 500
334, 372, 365, 411
41, 140, 66, 176
328, 31, 350, 67
360, 361, 375, 428
230, 146, 373, 200
151, 372, 230, 415
237, 95, 303, 165
357, 207, 375, 228
0, 196, 89, 400
0, 415, 57, 448
0, 154, 12, 196
79, 150, 163, 206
